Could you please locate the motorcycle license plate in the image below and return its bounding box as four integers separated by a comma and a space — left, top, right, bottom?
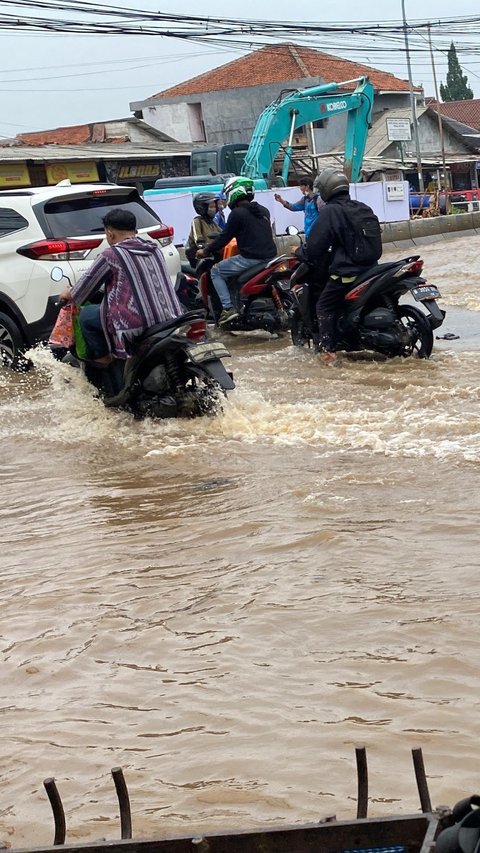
188, 341, 231, 364
411, 284, 441, 300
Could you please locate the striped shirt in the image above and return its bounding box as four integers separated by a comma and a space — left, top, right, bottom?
71, 236, 183, 358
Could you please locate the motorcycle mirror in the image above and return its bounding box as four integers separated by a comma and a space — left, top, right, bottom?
50, 266, 65, 283
286, 225, 299, 236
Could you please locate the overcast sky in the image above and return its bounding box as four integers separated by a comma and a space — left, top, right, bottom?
2, 0, 480, 137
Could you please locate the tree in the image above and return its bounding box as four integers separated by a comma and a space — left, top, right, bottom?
440, 42, 473, 101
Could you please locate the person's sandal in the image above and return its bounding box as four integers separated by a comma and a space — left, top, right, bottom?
318, 352, 337, 366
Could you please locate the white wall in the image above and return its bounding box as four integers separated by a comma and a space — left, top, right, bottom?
144, 182, 410, 246
144, 103, 192, 142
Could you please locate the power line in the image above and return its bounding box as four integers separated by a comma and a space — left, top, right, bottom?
0, 5, 478, 106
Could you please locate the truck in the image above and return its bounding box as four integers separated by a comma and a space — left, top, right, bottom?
149, 144, 249, 196
145, 76, 374, 200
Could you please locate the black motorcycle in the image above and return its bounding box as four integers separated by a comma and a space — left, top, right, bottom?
176, 264, 204, 312
290, 254, 445, 359
50, 268, 234, 420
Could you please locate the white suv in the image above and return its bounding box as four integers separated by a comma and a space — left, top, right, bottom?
0, 183, 181, 367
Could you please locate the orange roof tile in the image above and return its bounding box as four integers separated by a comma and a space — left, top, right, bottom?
430, 99, 480, 131
18, 125, 91, 145
16, 122, 130, 146
151, 43, 419, 100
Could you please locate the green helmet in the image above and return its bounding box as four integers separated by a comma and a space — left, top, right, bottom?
224, 176, 255, 209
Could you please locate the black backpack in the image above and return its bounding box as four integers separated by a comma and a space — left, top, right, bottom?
340, 200, 382, 266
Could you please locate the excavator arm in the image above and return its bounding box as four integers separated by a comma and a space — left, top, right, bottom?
241, 76, 374, 184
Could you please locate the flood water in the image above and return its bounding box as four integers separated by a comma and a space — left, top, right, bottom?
1, 233, 479, 848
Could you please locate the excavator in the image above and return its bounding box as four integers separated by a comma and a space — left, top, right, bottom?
241, 75, 374, 184
148, 76, 374, 198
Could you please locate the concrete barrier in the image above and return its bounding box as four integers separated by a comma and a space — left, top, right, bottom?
179, 211, 479, 256
411, 217, 444, 237
382, 211, 480, 244
472, 211, 480, 232
410, 217, 445, 245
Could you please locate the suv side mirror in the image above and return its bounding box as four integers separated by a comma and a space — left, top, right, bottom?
50, 266, 64, 283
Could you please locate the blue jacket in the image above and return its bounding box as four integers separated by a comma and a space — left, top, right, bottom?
213, 209, 226, 230
287, 194, 322, 238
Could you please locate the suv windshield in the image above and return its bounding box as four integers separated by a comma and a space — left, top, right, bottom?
37, 190, 160, 237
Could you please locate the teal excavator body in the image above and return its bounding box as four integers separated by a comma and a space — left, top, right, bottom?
144, 77, 374, 204
241, 76, 374, 185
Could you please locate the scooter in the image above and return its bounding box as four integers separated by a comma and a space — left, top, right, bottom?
196, 254, 297, 334
50, 267, 234, 419
175, 266, 204, 312
289, 252, 445, 358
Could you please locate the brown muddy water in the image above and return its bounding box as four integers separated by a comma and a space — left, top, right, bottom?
1, 234, 479, 848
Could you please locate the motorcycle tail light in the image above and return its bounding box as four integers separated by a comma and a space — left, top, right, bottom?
147, 225, 174, 246
405, 259, 424, 274
187, 320, 207, 341
17, 237, 103, 260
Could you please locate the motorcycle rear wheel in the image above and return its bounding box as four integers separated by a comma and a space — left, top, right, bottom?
189, 379, 224, 417
396, 305, 433, 358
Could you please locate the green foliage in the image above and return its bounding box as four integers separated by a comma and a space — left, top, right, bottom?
440, 42, 473, 101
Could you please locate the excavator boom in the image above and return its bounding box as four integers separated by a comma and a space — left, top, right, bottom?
241, 76, 374, 184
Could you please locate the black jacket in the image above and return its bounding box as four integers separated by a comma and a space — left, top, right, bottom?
205, 201, 277, 260
301, 191, 376, 277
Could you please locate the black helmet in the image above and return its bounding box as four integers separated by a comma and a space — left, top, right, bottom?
314, 168, 350, 201
193, 192, 216, 218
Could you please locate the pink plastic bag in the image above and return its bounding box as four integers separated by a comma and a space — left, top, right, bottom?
49, 303, 78, 349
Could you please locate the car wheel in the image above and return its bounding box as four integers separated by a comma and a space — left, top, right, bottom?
0, 312, 27, 370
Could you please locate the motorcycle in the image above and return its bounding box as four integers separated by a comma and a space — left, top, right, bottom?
289, 243, 445, 359
49, 267, 234, 420
197, 253, 297, 334
175, 265, 204, 312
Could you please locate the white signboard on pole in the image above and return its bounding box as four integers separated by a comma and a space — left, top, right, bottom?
386, 118, 412, 142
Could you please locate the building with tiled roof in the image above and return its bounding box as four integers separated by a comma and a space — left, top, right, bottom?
0, 118, 191, 191
428, 98, 480, 132
13, 117, 176, 147
131, 43, 423, 152
148, 43, 418, 100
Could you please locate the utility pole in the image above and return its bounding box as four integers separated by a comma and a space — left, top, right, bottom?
428, 23, 450, 206
402, 0, 424, 191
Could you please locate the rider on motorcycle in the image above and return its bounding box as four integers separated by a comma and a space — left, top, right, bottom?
196, 176, 277, 326
58, 208, 183, 364
300, 168, 382, 365
185, 192, 223, 267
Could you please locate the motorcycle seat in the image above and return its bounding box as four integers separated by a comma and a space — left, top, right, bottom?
234, 261, 271, 284
353, 260, 405, 286
136, 310, 206, 343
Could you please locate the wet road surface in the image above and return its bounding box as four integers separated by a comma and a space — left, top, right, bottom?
0, 233, 479, 848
